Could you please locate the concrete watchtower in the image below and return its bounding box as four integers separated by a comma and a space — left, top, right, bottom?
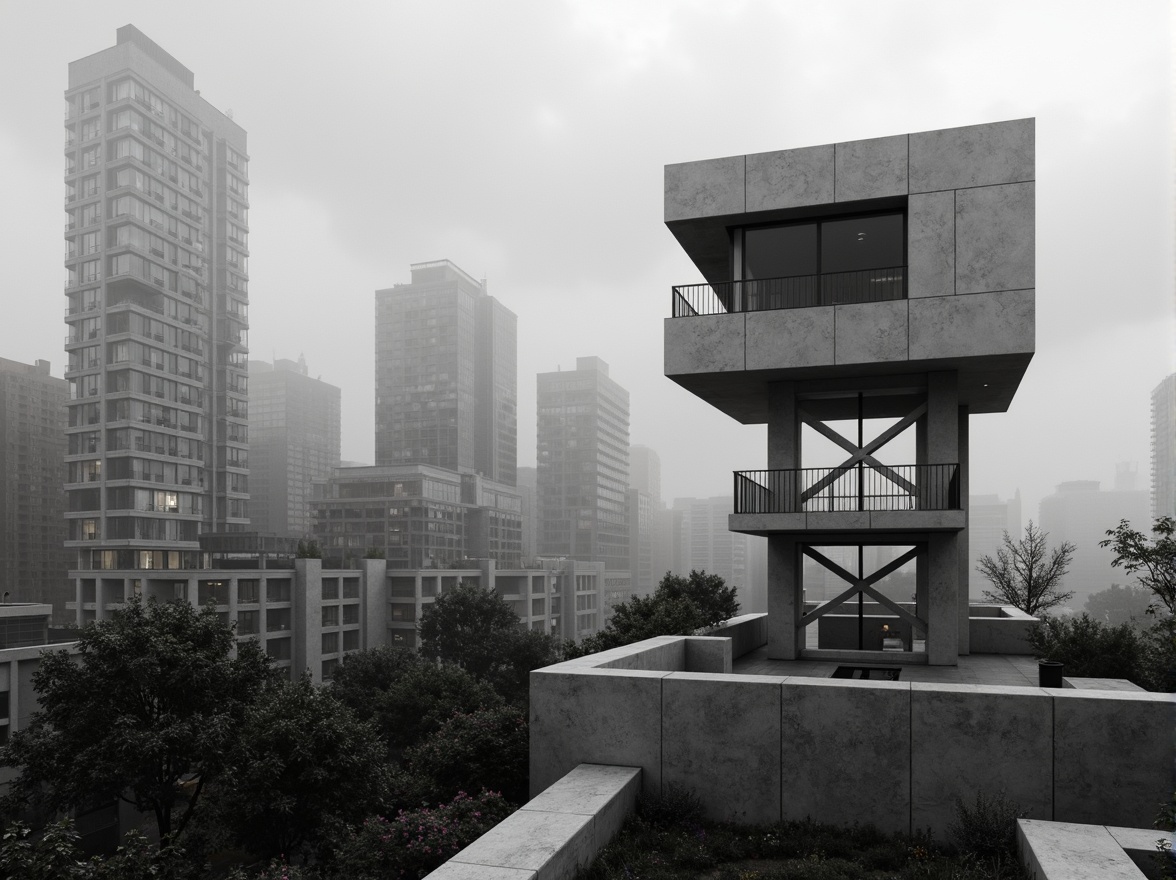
663, 120, 1034, 666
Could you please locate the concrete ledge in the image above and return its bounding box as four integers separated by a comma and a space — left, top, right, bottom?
969, 605, 1037, 654
705, 613, 768, 660
1017, 818, 1154, 879
431, 764, 641, 880
729, 509, 965, 535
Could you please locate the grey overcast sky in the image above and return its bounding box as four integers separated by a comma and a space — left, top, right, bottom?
0, 0, 1172, 521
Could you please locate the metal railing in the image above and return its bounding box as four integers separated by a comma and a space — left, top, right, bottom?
734, 463, 960, 514
672, 266, 906, 317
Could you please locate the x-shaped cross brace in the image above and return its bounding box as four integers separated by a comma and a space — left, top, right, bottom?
798, 545, 925, 634
798, 402, 927, 504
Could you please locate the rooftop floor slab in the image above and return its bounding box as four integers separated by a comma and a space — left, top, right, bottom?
734, 646, 1041, 686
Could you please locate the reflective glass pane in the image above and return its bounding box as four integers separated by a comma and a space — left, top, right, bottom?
820, 213, 904, 273
743, 223, 817, 280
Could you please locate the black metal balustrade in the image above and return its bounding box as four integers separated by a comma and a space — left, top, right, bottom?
734, 463, 960, 514
672, 266, 906, 317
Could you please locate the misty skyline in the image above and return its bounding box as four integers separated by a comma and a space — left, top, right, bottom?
2, 1, 1172, 523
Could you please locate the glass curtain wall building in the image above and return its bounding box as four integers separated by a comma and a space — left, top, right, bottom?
64, 26, 249, 572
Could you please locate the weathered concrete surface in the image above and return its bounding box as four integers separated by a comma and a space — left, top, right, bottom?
704, 613, 769, 661
1017, 819, 1149, 880
781, 678, 911, 834
834, 299, 909, 364
684, 636, 733, 674
523, 764, 642, 854
446, 809, 593, 880
908, 290, 1034, 360
956, 182, 1035, 294
662, 673, 785, 824
730, 510, 966, 535
969, 606, 1037, 654
746, 144, 834, 211
908, 191, 956, 298
909, 119, 1034, 192
664, 314, 744, 375
664, 155, 745, 222
1052, 689, 1173, 828
835, 134, 908, 202
911, 683, 1053, 835
745, 306, 834, 371
530, 667, 667, 798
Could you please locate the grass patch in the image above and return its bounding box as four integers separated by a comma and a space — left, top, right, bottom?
579, 791, 1030, 880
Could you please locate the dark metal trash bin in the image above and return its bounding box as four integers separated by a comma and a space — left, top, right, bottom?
1038, 660, 1064, 688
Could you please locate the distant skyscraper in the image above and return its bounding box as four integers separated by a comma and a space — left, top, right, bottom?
248, 358, 340, 538
968, 491, 1022, 597
516, 465, 538, 565
1039, 474, 1150, 606
64, 26, 250, 572
626, 488, 653, 595
0, 359, 69, 620
629, 445, 662, 506
672, 496, 749, 595
537, 357, 630, 569
1152, 373, 1176, 518
375, 261, 517, 486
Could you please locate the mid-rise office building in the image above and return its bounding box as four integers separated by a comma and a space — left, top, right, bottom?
64, 26, 250, 574
248, 358, 340, 539
0, 359, 69, 620
629, 444, 662, 505
1153, 373, 1176, 519
537, 357, 630, 570
375, 261, 517, 486
311, 464, 521, 569
968, 491, 1022, 598
1039, 470, 1151, 607
626, 488, 653, 596
516, 465, 538, 566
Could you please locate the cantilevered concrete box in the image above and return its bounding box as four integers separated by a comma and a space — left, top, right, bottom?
663, 120, 1035, 665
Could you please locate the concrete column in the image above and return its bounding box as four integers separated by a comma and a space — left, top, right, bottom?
294, 558, 323, 683
915, 543, 929, 635
767, 535, 802, 659
767, 382, 800, 470
927, 533, 960, 665
957, 407, 971, 655
359, 558, 387, 651
926, 372, 959, 462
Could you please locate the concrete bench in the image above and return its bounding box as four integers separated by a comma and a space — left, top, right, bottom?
1017, 818, 1168, 879
425, 763, 641, 880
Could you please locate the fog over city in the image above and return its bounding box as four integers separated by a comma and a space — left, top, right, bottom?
0, 0, 1171, 519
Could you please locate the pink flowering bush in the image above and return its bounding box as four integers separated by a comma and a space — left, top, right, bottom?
332, 790, 513, 879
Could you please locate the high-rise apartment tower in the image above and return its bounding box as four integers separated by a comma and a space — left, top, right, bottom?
64, 26, 250, 572
375, 261, 517, 486
537, 356, 630, 570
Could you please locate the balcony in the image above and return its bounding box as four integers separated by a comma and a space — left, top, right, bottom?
672, 267, 906, 317
730, 464, 964, 536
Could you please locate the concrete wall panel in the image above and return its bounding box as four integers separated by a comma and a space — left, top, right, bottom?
835, 134, 908, 202
530, 668, 668, 798
746, 145, 835, 212
956, 182, 1035, 294
781, 679, 912, 834
834, 299, 909, 364
664, 156, 745, 222
1052, 690, 1173, 828
662, 673, 784, 824
908, 191, 956, 298
911, 684, 1053, 835
664, 315, 744, 375
909, 119, 1034, 193
908, 290, 1034, 361
746, 307, 834, 371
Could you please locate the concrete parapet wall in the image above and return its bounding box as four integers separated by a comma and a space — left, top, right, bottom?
705, 613, 768, 659
426, 763, 641, 880
969, 606, 1037, 654
530, 638, 1172, 835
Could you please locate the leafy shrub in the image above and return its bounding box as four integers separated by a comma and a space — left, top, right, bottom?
949, 790, 1025, 860
332, 790, 513, 879
1029, 613, 1150, 686
401, 705, 529, 805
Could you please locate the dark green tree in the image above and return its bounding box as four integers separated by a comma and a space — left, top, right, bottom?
401, 704, 529, 805
417, 582, 560, 705
295, 538, 322, 559
1028, 613, 1149, 685
329, 646, 502, 754
571, 570, 740, 656
208, 675, 391, 861
977, 521, 1075, 616
1084, 583, 1156, 627
1, 597, 274, 844
1101, 517, 1176, 616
